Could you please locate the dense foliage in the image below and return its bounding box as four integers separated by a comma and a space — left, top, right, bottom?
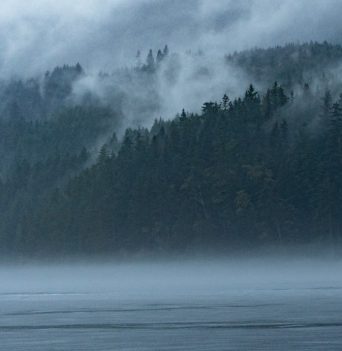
1, 42, 342, 257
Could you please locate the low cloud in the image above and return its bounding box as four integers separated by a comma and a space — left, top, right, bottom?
0, 0, 341, 77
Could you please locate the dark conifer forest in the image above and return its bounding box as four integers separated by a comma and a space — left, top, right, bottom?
1, 42, 342, 257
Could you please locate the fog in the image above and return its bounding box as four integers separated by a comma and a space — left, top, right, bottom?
1, 0, 342, 130
1, 258, 341, 298
1, 0, 342, 76
71, 50, 250, 131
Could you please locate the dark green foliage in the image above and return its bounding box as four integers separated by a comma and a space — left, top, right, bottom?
0, 64, 84, 122
2, 42, 342, 257
4, 80, 342, 257
0, 105, 119, 175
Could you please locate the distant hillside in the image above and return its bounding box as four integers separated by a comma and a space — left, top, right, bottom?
226, 41, 342, 89
1, 42, 342, 257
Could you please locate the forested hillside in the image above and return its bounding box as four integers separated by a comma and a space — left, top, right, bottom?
1, 42, 342, 257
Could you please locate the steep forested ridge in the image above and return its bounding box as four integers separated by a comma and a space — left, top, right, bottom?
1, 42, 342, 256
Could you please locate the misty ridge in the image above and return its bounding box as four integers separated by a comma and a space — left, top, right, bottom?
2, 0, 342, 258
1, 39, 342, 259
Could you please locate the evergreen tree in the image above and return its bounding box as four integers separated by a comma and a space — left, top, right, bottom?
146, 49, 155, 70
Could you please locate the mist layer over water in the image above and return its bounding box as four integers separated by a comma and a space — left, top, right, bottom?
1, 258, 341, 296
1, 259, 342, 350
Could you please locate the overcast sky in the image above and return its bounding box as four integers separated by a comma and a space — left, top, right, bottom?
0, 0, 341, 76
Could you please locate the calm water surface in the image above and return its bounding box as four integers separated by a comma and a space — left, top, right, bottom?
0, 260, 341, 350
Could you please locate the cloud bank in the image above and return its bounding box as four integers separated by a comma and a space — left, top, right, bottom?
0, 0, 342, 77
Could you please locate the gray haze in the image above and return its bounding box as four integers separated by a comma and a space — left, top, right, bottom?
1, 258, 341, 296
1, 0, 342, 77
1, 0, 342, 130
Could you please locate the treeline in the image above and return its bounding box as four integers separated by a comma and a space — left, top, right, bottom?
1, 42, 342, 256
2, 81, 342, 256
0, 105, 119, 175
0, 64, 84, 122
227, 41, 342, 89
